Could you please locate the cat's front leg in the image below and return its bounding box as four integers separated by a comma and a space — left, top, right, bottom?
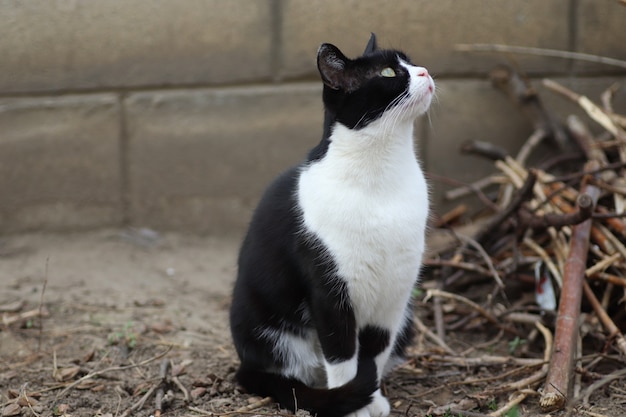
369, 345, 393, 417
359, 326, 394, 417
310, 282, 359, 388
316, 318, 359, 388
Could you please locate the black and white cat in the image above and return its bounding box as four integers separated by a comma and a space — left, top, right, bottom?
230, 34, 434, 417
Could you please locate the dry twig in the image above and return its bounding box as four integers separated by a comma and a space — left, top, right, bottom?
455, 43, 626, 70
2, 308, 49, 328
582, 281, 626, 357
425, 289, 521, 336
423, 44, 626, 416
578, 367, 626, 407
544, 79, 626, 142
38, 257, 49, 352
540, 165, 600, 412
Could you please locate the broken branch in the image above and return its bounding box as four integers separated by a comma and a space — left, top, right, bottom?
540, 165, 600, 412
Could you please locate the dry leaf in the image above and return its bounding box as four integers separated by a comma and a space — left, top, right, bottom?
54, 366, 80, 382
75, 380, 98, 390
2, 403, 21, 417
90, 384, 106, 392
17, 395, 38, 406
24, 391, 41, 399
81, 349, 96, 363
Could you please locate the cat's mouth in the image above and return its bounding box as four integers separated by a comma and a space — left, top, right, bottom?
426, 76, 435, 93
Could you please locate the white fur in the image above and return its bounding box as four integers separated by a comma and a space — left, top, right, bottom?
258, 326, 325, 387
297, 62, 433, 417
326, 354, 359, 388
368, 389, 391, 417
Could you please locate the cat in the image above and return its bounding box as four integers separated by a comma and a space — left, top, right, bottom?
229, 33, 434, 417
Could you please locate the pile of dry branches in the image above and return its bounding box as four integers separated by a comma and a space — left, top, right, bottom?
423, 62, 626, 415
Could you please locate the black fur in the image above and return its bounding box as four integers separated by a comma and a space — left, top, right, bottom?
321, 32, 379, 139
317, 42, 412, 130
359, 325, 391, 358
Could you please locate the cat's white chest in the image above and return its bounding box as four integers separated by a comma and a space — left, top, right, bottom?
297, 134, 428, 327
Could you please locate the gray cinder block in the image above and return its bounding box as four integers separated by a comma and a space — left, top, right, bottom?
0, 95, 122, 232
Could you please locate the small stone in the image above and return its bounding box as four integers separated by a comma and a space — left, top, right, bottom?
190, 387, 206, 400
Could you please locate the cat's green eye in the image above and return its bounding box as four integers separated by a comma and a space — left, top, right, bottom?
380, 67, 396, 77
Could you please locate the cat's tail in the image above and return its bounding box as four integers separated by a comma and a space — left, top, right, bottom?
235, 356, 377, 417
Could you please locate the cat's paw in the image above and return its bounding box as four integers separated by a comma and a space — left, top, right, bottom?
366, 389, 390, 417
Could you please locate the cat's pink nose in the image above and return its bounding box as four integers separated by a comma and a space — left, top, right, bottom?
417, 69, 429, 77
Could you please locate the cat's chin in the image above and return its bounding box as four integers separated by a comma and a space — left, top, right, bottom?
413, 93, 434, 117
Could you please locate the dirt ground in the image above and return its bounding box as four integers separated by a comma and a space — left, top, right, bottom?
1, 229, 625, 417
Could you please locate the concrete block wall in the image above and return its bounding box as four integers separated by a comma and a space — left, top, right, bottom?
1, 0, 625, 235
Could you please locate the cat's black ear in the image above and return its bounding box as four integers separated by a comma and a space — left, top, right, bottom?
363, 33, 378, 55
317, 43, 349, 90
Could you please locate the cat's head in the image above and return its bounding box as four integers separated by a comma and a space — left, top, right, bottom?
317, 34, 434, 131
